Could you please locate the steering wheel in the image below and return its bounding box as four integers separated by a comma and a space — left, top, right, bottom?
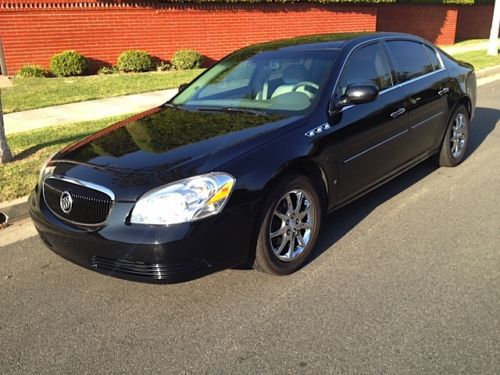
291, 81, 320, 99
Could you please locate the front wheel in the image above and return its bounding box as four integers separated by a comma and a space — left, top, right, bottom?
438, 105, 470, 167
253, 175, 322, 275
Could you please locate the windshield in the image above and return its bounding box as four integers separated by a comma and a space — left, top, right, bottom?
172, 49, 339, 115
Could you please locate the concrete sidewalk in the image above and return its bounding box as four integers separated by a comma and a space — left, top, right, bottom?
4, 88, 178, 135
440, 39, 500, 55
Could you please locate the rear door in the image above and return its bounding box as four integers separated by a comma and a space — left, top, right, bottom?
327, 42, 409, 202
384, 40, 451, 160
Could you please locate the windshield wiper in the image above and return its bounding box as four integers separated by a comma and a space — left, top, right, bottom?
196, 106, 268, 117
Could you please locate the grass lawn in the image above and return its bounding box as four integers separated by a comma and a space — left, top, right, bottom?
0, 116, 127, 203
441, 38, 500, 47
1, 69, 204, 114
451, 50, 500, 71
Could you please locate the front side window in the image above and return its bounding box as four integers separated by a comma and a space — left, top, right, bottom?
172, 49, 338, 115
386, 40, 434, 83
337, 43, 393, 96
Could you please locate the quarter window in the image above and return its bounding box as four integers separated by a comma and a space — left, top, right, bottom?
424, 44, 442, 71
386, 40, 434, 83
338, 43, 392, 95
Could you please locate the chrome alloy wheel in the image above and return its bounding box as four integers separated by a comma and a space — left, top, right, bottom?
269, 189, 315, 262
450, 113, 467, 159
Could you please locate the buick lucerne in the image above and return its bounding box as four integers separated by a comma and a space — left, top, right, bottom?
30, 33, 476, 282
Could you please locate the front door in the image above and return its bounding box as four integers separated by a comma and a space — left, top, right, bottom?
325, 42, 409, 203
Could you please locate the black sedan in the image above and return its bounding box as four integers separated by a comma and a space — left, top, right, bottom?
30, 32, 476, 282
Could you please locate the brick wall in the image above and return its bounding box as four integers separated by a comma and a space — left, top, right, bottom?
0, 1, 494, 75
0, 1, 377, 74
376, 4, 459, 45
456, 5, 494, 41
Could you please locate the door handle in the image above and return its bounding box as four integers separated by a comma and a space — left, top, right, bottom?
438, 87, 450, 96
390, 107, 406, 119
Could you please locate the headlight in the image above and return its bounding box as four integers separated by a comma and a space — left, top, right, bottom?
130, 173, 235, 225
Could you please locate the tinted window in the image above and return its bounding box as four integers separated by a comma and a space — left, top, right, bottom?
386, 41, 434, 83
338, 43, 392, 95
424, 44, 442, 71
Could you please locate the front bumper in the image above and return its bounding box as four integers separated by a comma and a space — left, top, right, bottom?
29, 190, 257, 283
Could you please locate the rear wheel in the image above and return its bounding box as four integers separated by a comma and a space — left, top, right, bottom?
439, 105, 469, 167
253, 175, 322, 275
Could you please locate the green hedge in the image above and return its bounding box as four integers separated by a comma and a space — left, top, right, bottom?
171, 50, 204, 70
117, 50, 154, 72
150, 0, 493, 5
50, 50, 87, 77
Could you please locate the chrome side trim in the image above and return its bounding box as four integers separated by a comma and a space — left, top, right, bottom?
343, 129, 408, 164
44, 175, 115, 201
410, 111, 443, 129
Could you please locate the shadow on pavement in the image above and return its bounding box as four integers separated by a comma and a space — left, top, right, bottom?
466, 107, 498, 157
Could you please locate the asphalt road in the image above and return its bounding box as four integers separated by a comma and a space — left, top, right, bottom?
1, 81, 499, 375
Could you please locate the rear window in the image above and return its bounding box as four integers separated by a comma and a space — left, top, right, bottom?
386, 40, 434, 83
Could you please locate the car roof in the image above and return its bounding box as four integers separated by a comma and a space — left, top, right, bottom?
235, 32, 424, 54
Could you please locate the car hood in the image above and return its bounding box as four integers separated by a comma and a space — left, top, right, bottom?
50, 107, 304, 201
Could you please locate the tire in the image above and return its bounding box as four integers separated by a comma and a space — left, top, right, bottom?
438, 105, 470, 167
253, 174, 322, 275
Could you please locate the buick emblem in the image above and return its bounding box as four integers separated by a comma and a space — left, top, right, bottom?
60, 191, 73, 214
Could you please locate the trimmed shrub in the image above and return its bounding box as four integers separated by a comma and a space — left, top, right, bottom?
171, 50, 203, 70
16, 64, 46, 78
117, 50, 154, 72
50, 50, 87, 77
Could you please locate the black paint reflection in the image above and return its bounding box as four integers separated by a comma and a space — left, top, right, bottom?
63, 108, 283, 161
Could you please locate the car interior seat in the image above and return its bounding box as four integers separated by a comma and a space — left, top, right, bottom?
271, 64, 313, 99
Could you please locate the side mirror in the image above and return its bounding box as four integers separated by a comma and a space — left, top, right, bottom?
178, 83, 189, 92
344, 84, 379, 105
331, 84, 379, 113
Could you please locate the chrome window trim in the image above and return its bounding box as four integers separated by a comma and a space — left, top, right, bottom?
380, 68, 446, 95
42, 175, 115, 227
410, 111, 444, 129
423, 43, 445, 70
343, 129, 408, 164
339, 67, 447, 113
332, 36, 448, 113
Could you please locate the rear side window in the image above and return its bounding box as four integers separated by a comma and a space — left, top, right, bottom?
338, 43, 393, 95
386, 40, 434, 83
424, 44, 442, 71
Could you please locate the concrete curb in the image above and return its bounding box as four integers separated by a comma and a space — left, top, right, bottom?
1, 66, 499, 226
475, 65, 500, 79
0, 196, 29, 225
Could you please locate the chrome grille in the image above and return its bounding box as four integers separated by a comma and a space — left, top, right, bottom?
43, 177, 113, 226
